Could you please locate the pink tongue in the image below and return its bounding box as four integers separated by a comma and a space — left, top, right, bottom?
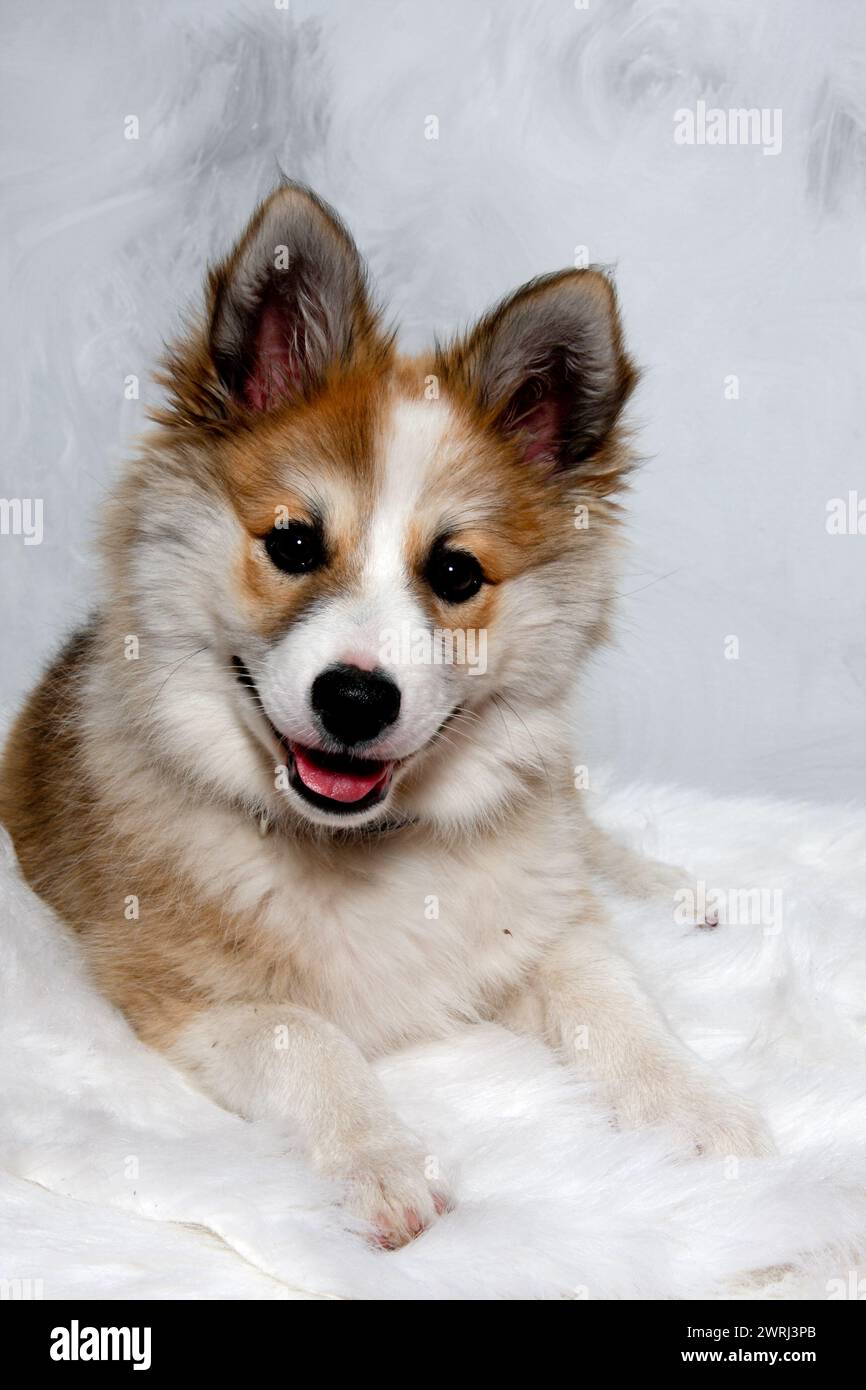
293, 746, 388, 804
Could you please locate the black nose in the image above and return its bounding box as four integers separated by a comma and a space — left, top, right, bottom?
310, 664, 401, 746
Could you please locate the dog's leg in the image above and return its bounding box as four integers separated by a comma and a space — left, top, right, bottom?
170, 1002, 449, 1247
576, 802, 718, 926
509, 897, 772, 1157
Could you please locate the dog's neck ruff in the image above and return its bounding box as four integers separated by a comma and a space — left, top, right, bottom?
252, 803, 418, 841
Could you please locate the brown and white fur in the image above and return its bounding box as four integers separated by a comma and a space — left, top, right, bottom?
0, 184, 770, 1248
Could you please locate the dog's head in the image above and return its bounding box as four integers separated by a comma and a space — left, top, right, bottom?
107, 184, 636, 832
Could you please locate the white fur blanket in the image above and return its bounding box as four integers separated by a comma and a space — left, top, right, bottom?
2, 780, 865, 1301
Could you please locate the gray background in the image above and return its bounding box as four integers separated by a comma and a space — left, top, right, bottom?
2, 0, 864, 801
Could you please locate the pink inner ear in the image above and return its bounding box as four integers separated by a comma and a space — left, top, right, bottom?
243, 301, 301, 411
518, 396, 563, 465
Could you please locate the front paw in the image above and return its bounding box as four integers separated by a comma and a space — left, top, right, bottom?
615, 1081, 774, 1159
675, 1095, 774, 1159
338, 1142, 452, 1249
646, 862, 720, 929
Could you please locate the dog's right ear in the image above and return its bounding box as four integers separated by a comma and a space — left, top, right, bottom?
209, 183, 386, 411
160, 184, 387, 425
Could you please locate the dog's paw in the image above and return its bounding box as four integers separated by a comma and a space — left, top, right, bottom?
687, 1104, 775, 1160
644, 862, 719, 929
615, 1081, 774, 1159
340, 1143, 452, 1249
663, 1085, 775, 1159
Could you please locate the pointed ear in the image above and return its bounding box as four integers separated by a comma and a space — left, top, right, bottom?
207, 183, 385, 411
436, 269, 637, 476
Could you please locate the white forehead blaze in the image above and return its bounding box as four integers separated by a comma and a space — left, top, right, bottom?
363, 395, 460, 595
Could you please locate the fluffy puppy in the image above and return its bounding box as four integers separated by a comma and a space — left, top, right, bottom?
1, 184, 770, 1248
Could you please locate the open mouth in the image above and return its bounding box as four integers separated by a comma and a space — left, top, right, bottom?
231, 656, 395, 817
286, 742, 394, 815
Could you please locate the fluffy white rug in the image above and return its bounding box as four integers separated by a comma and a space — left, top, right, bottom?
2, 779, 865, 1301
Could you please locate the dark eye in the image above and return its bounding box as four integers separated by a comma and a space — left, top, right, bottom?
264, 521, 326, 575
424, 543, 485, 605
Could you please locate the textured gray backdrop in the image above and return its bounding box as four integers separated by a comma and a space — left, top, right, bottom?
2, 0, 864, 800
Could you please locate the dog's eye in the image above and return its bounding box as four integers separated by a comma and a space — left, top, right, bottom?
264, 521, 325, 575
425, 543, 484, 605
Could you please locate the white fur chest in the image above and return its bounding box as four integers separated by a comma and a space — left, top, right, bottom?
182, 805, 581, 1056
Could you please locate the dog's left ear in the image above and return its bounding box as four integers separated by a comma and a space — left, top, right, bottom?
437, 269, 637, 474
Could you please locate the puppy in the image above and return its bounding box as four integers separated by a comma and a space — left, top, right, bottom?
0, 183, 770, 1247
